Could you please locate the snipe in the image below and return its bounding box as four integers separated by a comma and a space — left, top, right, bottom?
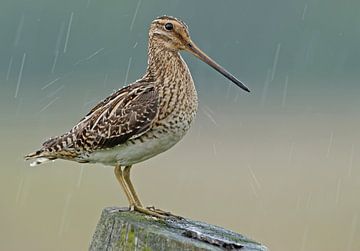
25, 16, 250, 218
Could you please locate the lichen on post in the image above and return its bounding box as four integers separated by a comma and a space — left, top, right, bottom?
89, 207, 267, 251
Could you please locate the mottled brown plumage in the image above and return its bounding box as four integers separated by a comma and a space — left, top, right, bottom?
25, 16, 249, 218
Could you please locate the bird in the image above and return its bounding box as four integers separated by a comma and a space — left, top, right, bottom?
25, 16, 250, 218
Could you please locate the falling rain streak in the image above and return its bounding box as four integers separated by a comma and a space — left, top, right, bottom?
212, 143, 217, 156
249, 179, 259, 198
47, 85, 65, 98
15, 176, 25, 204
282, 75, 288, 107
261, 69, 271, 105
124, 57, 132, 84
248, 165, 261, 190
335, 178, 342, 204
346, 213, 358, 251
74, 47, 105, 65
300, 226, 308, 251
201, 106, 218, 127
271, 43, 281, 81
14, 14, 24, 47
52, 21, 65, 73
58, 194, 72, 237
14, 53, 26, 98
41, 78, 60, 90
40, 97, 60, 112
326, 132, 334, 158
63, 12, 74, 53
6, 56, 13, 81
77, 166, 85, 187
129, 0, 142, 31
103, 73, 109, 87
302, 3, 308, 20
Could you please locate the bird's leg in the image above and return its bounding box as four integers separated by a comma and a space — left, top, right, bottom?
122, 165, 165, 219
123, 166, 143, 207
114, 164, 136, 208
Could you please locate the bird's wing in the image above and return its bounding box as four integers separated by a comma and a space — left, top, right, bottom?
78, 81, 159, 150
40, 81, 159, 154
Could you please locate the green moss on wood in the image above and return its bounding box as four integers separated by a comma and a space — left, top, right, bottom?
89, 207, 267, 251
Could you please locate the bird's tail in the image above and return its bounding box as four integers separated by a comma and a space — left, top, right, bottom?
24, 150, 56, 167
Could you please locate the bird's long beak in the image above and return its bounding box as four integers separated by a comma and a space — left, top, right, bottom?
186, 40, 250, 92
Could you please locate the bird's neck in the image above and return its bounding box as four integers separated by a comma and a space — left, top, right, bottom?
143, 41, 192, 87
142, 38, 198, 120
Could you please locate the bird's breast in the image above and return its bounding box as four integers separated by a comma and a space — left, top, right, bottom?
86, 124, 186, 166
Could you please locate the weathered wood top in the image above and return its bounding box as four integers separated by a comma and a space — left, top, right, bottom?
90, 207, 267, 251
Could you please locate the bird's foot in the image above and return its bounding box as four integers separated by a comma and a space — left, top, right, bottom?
146, 206, 184, 220
132, 205, 166, 219
130, 205, 183, 220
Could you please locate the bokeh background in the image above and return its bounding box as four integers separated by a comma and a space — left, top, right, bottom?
1, 0, 359, 250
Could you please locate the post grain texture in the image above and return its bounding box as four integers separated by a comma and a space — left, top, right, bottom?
90, 207, 267, 251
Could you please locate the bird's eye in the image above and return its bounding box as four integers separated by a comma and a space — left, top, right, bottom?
164, 23, 173, 31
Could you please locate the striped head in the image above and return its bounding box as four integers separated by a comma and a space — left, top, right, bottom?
150, 16, 191, 51
149, 16, 250, 93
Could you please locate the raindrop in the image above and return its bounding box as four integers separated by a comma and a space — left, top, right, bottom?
335, 178, 341, 205
124, 57, 133, 84
51, 51, 60, 74
47, 85, 64, 98
261, 69, 271, 105
301, 4, 308, 21
248, 165, 261, 190
6, 56, 13, 81
249, 179, 259, 198
271, 43, 281, 81
40, 96, 60, 112
346, 213, 358, 251
282, 75, 289, 107
58, 194, 72, 237
233, 91, 240, 103
103, 73, 109, 88
300, 226, 308, 251
77, 166, 85, 187
129, 0, 142, 31
15, 175, 25, 204
212, 143, 217, 156
74, 47, 105, 65
14, 14, 24, 47
63, 12, 74, 53
14, 53, 26, 98
52, 21, 65, 73
41, 78, 60, 90
200, 106, 218, 127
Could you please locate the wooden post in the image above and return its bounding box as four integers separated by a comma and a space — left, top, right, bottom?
90, 207, 267, 251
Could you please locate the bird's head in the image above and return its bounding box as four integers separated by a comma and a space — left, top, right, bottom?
149, 16, 191, 51
149, 16, 250, 92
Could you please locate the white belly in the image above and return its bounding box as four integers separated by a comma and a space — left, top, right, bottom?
86, 130, 185, 166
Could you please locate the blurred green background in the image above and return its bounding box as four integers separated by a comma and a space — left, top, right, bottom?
1, 0, 359, 250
